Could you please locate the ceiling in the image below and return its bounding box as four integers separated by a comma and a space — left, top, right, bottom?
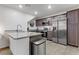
1, 4, 79, 19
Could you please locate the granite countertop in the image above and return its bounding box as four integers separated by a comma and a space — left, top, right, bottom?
6, 31, 42, 39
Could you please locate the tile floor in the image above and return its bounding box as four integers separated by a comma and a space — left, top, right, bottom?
46, 40, 79, 55
1, 40, 79, 55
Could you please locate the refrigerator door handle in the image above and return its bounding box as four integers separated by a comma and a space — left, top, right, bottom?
53, 27, 56, 31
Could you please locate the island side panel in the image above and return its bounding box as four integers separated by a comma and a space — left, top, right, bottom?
9, 37, 30, 55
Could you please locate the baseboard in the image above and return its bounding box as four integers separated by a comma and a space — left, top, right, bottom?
68, 44, 78, 48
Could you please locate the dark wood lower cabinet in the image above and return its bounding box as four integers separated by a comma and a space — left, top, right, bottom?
68, 24, 78, 46
47, 31, 53, 41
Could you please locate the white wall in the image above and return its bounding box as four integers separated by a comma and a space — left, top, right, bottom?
0, 5, 35, 48
0, 6, 35, 31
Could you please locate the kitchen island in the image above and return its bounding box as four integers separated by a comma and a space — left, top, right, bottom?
7, 31, 42, 55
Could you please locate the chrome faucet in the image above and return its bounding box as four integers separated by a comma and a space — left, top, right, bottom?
16, 24, 22, 32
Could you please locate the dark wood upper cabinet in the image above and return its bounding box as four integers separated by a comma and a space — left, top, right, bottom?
36, 19, 43, 26
36, 18, 52, 26
67, 9, 79, 24
67, 9, 79, 46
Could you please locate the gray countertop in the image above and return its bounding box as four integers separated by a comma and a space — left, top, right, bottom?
6, 31, 42, 39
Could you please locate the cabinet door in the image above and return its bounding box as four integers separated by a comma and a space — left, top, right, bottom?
68, 24, 78, 46
9, 37, 29, 55
36, 19, 42, 26
47, 31, 53, 41
77, 24, 79, 46
67, 10, 79, 24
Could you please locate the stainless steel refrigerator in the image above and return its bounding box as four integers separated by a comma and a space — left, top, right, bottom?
57, 20, 67, 45
52, 15, 67, 45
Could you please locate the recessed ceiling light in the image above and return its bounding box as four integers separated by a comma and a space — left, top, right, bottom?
34, 11, 38, 15
48, 5, 52, 9
19, 5, 23, 8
